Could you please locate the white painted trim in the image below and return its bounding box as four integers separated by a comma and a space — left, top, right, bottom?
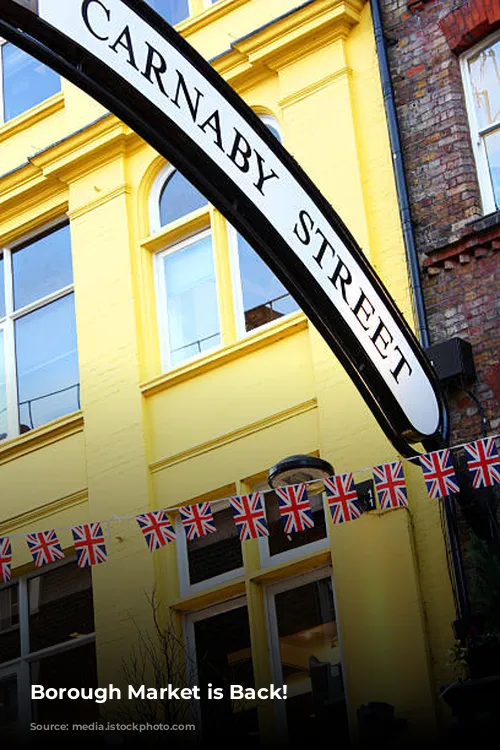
155, 227, 220, 370
183, 595, 248, 732
227, 222, 246, 338
149, 162, 175, 234
175, 514, 244, 597
460, 32, 500, 214
11, 284, 74, 320
2, 249, 19, 440
0, 39, 5, 125
263, 566, 340, 743
254, 482, 331, 568
0, 560, 96, 732
0, 220, 74, 440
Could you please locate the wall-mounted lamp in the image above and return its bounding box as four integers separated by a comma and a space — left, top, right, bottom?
267, 454, 334, 494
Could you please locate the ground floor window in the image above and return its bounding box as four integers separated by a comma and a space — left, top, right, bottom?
266, 569, 349, 746
183, 567, 349, 746
185, 599, 258, 746
0, 561, 97, 745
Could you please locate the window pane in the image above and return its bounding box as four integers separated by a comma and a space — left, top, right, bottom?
31, 643, 98, 726
12, 224, 73, 310
163, 235, 220, 366
1, 43, 60, 123
265, 491, 327, 557
194, 605, 258, 744
147, 0, 190, 25
485, 129, 500, 209
16, 294, 79, 432
236, 234, 299, 332
29, 564, 94, 652
274, 577, 348, 745
187, 506, 243, 585
469, 40, 500, 130
0, 331, 7, 441
0, 585, 20, 663
160, 171, 208, 226
0, 256, 5, 319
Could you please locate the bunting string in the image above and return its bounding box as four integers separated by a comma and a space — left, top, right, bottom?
1, 433, 499, 581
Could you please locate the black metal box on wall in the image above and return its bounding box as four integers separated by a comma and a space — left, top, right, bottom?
425, 337, 476, 386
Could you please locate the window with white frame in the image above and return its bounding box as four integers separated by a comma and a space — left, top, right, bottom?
462, 34, 500, 213
0, 40, 60, 124
152, 118, 300, 370
0, 562, 97, 738
265, 568, 348, 745
259, 486, 330, 564
184, 598, 258, 744
176, 497, 244, 595
0, 223, 80, 442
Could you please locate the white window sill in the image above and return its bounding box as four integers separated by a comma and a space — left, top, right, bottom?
141, 310, 307, 396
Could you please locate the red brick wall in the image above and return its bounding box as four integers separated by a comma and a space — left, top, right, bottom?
380, 0, 483, 254
424, 227, 500, 442
439, 0, 500, 53
380, 0, 500, 441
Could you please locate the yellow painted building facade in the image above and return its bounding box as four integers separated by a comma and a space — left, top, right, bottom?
0, 0, 456, 746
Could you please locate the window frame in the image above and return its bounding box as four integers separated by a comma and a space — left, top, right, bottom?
0, 219, 78, 442
227, 115, 299, 339
461, 31, 500, 215
175, 499, 245, 597
183, 595, 249, 734
150, 114, 301, 373
0, 37, 61, 126
0, 559, 96, 734
264, 566, 340, 742
154, 226, 220, 370
253, 481, 331, 569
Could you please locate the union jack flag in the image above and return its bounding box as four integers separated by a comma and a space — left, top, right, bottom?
71, 523, 107, 567
465, 437, 500, 489
0, 537, 12, 583
26, 530, 65, 567
275, 484, 314, 534
323, 473, 361, 524
373, 461, 408, 509
136, 511, 176, 552
229, 493, 269, 541
419, 449, 459, 499
180, 503, 216, 540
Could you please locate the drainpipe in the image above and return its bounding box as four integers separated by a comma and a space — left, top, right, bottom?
370, 0, 468, 621
370, 0, 430, 350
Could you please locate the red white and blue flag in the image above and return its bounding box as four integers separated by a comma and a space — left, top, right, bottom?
26, 530, 65, 567
229, 493, 269, 541
0, 537, 12, 583
323, 473, 361, 524
72, 523, 107, 567
180, 503, 216, 540
275, 484, 313, 534
465, 438, 500, 488
419, 449, 459, 499
136, 511, 176, 552
373, 461, 408, 509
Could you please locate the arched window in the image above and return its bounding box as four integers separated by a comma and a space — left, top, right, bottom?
152, 116, 300, 370
159, 171, 207, 225
154, 168, 219, 368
